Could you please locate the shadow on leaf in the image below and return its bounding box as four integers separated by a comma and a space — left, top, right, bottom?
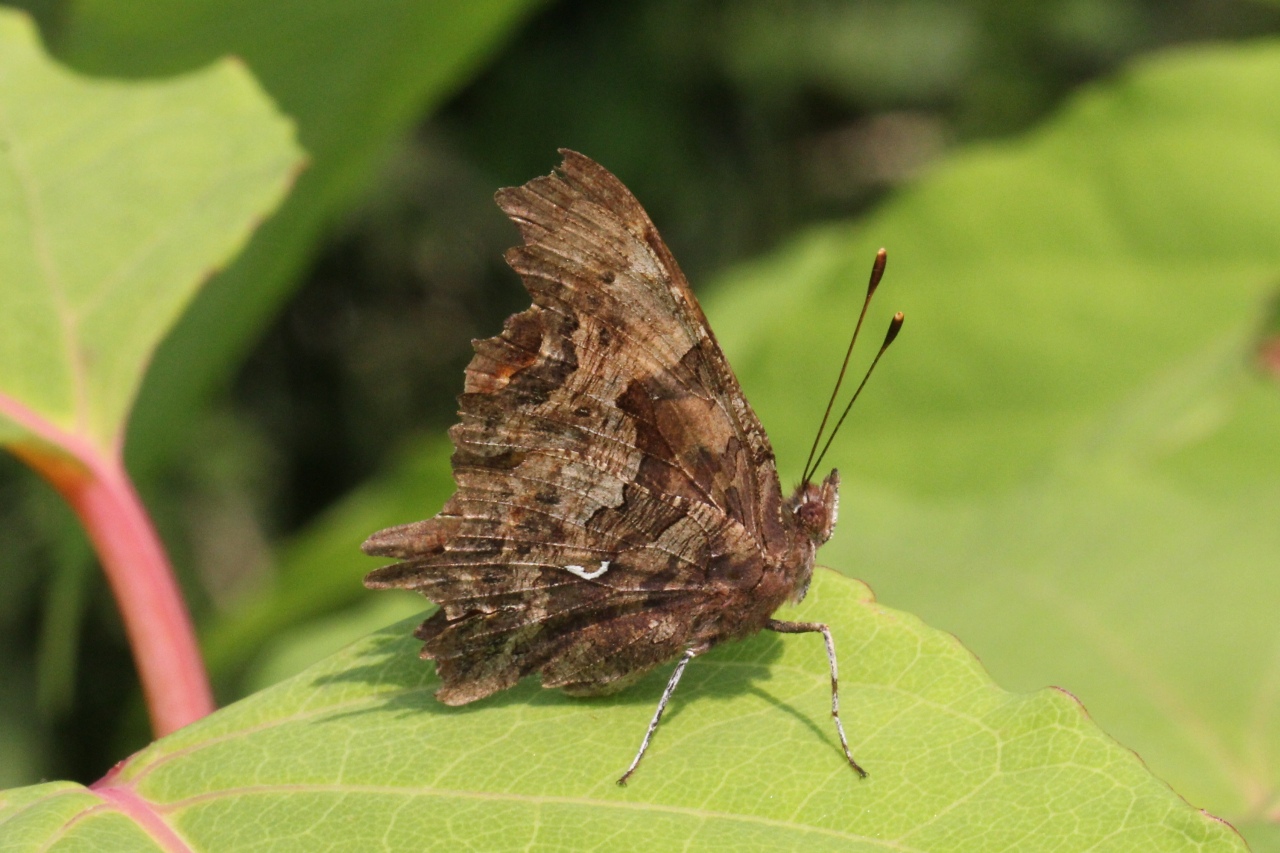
310, 616, 797, 731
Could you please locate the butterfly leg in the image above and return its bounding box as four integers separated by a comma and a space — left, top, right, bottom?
617, 646, 703, 786
766, 619, 867, 778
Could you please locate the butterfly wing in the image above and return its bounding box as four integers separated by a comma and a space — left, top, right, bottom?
364, 151, 787, 703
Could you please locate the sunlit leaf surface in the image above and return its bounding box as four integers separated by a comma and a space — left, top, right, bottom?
1, 572, 1245, 852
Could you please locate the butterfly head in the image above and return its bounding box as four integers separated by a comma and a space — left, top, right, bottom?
792, 469, 840, 545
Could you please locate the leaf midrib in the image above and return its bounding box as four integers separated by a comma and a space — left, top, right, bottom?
151, 781, 931, 852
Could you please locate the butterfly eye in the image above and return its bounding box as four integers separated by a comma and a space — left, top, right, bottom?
796, 499, 830, 541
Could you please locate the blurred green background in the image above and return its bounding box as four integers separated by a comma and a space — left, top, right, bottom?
4, 0, 1280, 846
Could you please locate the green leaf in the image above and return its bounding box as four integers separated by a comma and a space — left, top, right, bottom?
42, 0, 546, 476
0, 572, 1246, 852
0, 9, 301, 453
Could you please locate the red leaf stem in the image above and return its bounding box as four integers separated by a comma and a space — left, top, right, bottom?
5, 397, 214, 737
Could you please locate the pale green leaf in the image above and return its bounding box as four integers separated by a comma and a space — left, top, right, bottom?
0, 572, 1245, 852
0, 9, 301, 452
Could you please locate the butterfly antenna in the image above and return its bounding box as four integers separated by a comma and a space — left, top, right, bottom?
807, 312, 904, 481
802, 249, 888, 485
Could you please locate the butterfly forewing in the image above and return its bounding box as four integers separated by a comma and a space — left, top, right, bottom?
494, 151, 782, 536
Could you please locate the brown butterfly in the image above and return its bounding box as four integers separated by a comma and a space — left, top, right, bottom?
363, 150, 901, 784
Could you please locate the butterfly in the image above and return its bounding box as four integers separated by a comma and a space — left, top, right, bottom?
363, 150, 901, 784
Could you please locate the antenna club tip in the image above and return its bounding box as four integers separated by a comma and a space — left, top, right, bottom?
883, 312, 904, 347
867, 249, 888, 294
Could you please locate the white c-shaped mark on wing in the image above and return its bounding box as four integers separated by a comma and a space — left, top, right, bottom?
565, 560, 611, 580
